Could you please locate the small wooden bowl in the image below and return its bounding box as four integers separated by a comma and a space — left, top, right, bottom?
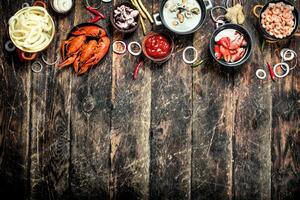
110, 2, 140, 34
142, 32, 174, 64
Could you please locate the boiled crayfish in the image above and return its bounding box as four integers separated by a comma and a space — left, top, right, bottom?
59, 26, 110, 75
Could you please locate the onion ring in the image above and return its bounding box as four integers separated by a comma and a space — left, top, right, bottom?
31, 61, 43, 73
210, 6, 227, 23
256, 69, 266, 80
42, 54, 59, 65
128, 41, 142, 56
5, 40, 16, 52
9, 6, 53, 52
273, 63, 290, 78
183, 46, 198, 64
281, 48, 296, 61
113, 41, 126, 54
280, 48, 297, 70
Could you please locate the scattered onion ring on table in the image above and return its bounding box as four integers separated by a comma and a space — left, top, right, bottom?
5, 40, 16, 52
113, 41, 127, 54
31, 61, 43, 73
256, 69, 267, 80
42, 54, 59, 66
8, 6, 54, 52
273, 63, 290, 78
128, 41, 142, 56
183, 46, 198, 64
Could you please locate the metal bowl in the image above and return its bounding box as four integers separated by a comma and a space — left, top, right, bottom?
9, 6, 55, 53
154, 0, 212, 35
209, 24, 253, 69
253, 0, 299, 42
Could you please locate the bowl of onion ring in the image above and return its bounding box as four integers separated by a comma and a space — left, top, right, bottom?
8, 1, 55, 61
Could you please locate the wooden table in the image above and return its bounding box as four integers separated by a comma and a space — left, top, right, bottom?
1, 0, 299, 199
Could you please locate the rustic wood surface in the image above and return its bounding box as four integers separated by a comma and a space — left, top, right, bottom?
0, 0, 299, 199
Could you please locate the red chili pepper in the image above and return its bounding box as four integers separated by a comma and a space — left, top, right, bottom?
86, 6, 106, 19
133, 60, 143, 80
89, 15, 101, 23
267, 62, 276, 81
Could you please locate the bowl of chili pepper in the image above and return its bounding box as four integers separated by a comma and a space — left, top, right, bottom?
142, 32, 174, 63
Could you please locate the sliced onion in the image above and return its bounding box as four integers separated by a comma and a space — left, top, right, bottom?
42, 54, 59, 65
183, 46, 198, 64
8, 6, 53, 52
128, 41, 142, 56
113, 41, 127, 54
273, 63, 290, 78
256, 69, 266, 80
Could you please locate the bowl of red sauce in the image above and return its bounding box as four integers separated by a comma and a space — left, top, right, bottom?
142, 32, 174, 63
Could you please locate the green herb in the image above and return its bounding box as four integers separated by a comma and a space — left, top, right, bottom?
192, 58, 207, 68
261, 39, 265, 52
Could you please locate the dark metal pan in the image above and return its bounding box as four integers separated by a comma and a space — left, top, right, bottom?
252, 0, 300, 42
153, 0, 212, 35
209, 24, 253, 71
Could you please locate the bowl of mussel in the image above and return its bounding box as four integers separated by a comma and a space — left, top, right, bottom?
110, 2, 140, 34
153, 0, 212, 35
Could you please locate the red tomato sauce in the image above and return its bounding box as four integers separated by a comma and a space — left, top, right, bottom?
145, 34, 171, 59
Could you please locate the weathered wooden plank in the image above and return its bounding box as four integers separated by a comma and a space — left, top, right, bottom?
26, 2, 73, 199
0, 1, 31, 199
110, 0, 152, 199
191, 0, 233, 199
149, 2, 192, 200
69, 0, 112, 199
232, 1, 272, 199
271, 1, 300, 197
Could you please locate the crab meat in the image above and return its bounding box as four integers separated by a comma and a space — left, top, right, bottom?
214, 45, 222, 60
231, 48, 245, 62
214, 31, 247, 63
219, 45, 231, 56
229, 35, 245, 50
217, 37, 231, 49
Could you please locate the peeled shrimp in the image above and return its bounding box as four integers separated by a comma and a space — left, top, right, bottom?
260, 2, 295, 38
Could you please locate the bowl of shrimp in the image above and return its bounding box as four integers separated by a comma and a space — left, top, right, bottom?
252, 0, 300, 42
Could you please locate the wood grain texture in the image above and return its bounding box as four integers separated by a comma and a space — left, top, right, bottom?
271, 1, 300, 198
149, 2, 192, 200
0, 1, 31, 199
27, 3, 73, 199
0, 0, 300, 199
69, 1, 111, 199
232, 1, 272, 199
191, 0, 233, 199
110, 0, 152, 199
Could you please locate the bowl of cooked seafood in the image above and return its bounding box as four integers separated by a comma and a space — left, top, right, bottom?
110, 2, 140, 34
209, 24, 252, 69
8, 1, 55, 60
153, 0, 212, 35
58, 23, 110, 75
252, 0, 300, 42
